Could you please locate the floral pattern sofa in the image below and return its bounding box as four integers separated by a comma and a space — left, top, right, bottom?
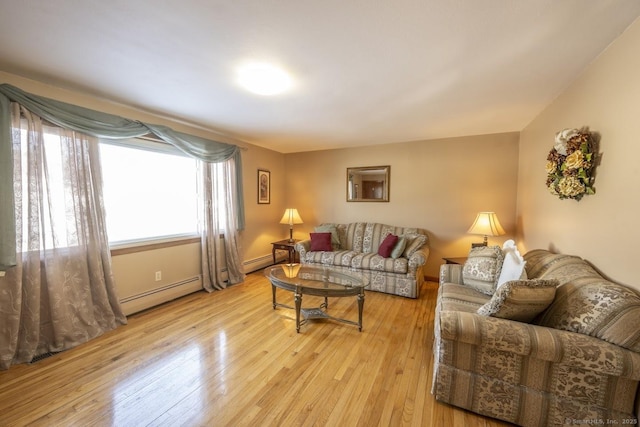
433, 249, 640, 426
294, 222, 429, 298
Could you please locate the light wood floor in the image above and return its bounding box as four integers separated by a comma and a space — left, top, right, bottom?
0, 269, 513, 427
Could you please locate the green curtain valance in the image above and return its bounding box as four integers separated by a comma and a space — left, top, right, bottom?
0, 93, 14, 270
0, 83, 245, 269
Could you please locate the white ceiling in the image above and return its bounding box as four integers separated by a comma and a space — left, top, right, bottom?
0, 1, 639, 153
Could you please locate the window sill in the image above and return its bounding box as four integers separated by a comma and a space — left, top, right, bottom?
110, 235, 201, 256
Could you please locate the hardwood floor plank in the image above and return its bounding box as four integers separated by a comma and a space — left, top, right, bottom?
0, 269, 514, 427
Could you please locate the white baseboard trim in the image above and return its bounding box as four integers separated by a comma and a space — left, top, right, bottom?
120, 253, 286, 315
243, 253, 286, 273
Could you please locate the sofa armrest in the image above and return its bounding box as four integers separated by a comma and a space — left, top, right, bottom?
408, 248, 429, 272
439, 264, 464, 286
438, 310, 640, 380
294, 240, 311, 260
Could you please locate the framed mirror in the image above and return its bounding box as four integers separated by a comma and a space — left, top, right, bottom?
347, 166, 390, 202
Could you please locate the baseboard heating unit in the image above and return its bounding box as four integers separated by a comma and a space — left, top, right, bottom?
120, 276, 202, 315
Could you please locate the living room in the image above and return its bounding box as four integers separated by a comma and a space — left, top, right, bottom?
1, 2, 640, 425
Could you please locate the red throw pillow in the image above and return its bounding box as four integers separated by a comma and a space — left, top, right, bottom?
310, 232, 333, 251
378, 234, 399, 258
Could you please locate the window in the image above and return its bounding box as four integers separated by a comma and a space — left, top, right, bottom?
99, 140, 199, 244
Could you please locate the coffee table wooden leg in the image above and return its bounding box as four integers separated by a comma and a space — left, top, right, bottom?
295, 290, 302, 333
272, 284, 277, 309
357, 292, 365, 332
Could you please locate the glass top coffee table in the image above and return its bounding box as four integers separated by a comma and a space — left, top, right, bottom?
264, 264, 369, 333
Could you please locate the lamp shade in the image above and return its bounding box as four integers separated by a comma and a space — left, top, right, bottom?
467, 212, 505, 237
279, 208, 304, 225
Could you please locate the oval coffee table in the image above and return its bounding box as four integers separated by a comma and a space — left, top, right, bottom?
264, 264, 369, 333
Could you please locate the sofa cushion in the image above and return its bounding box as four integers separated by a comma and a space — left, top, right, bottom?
351, 252, 409, 274
362, 223, 422, 253
334, 224, 348, 250
302, 250, 356, 267
363, 223, 397, 253
314, 224, 341, 250
439, 282, 491, 313
391, 236, 407, 259
377, 234, 398, 257
310, 232, 332, 251
526, 250, 640, 352
462, 245, 504, 295
536, 278, 640, 352
477, 279, 558, 322
345, 222, 366, 252
537, 257, 602, 286
402, 233, 427, 257
523, 249, 585, 282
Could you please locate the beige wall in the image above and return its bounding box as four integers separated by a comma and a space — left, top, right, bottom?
517, 18, 640, 288
285, 132, 520, 278
241, 144, 288, 264
111, 242, 202, 315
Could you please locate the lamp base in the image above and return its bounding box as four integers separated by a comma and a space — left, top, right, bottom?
471, 235, 489, 249
288, 227, 294, 243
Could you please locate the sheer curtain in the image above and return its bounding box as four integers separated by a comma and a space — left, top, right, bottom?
199, 159, 245, 291
0, 84, 247, 368
0, 104, 126, 369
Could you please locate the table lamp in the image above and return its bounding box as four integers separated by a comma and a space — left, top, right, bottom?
467, 212, 505, 247
280, 208, 303, 242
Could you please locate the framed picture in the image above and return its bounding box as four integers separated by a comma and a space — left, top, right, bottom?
257, 169, 270, 204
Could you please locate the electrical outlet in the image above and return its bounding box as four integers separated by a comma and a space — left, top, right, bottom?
0, 271, 5, 277
155, 271, 162, 281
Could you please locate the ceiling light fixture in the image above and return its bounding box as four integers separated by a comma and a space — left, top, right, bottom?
237, 62, 292, 96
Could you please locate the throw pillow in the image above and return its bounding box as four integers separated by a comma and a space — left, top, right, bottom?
391, 236, 407, 259
377, 234, 398, 258
476, 279, 558, 322
496, 239, 527, 289
462, 245, 504, 295
314, 224, 341, 250
401, 233, 427, 258
309, 232, 333, 251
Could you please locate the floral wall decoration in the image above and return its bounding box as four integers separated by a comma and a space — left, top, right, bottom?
546, 127, 599, 201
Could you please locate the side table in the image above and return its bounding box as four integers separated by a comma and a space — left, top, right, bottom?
271, 239, 299, 265
442, 257, 468, 265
